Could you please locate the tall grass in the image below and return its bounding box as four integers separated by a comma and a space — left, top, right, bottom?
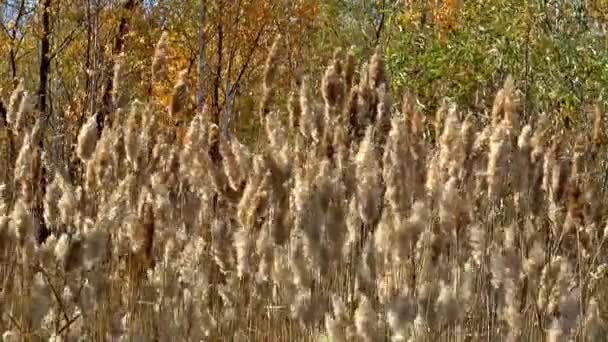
1, 36, 608, 342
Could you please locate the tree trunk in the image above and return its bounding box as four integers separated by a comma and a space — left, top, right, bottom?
34, 0, 53, 244
197, 0, 206, 113
210, 10, 223, 164
213, 20, 223, 124
37, 0, 52, 115
0, 100, 6, 126
97, 0, 138, 135
7, 0, 26, 83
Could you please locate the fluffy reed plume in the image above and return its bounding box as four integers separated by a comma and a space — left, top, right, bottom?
11, 198, 33, 246
14, 132, 37, 182
77, 113, 99, 162
169, 69, 189, 117
368, 47, 387, 89
355, 294, 381, 342
344, 46, 357, 90
124, 101, 143, 167
298, 76, 319, 142
112, 53, 128, 109
6, 78, 25, 128
592, 104, 604, 152
487, 121, 511, 201
259, 35, 282, 117
355, 127, 382, 226
288, 87, 301, 130
43, 173, 62, 227
14, 91, 32, 132
3, 40, 608, 342
152, 31, 169, 82
325, 295, 352, 342
322, 49, 345, 110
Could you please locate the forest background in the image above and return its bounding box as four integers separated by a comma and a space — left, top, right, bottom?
2, 0, 608, 150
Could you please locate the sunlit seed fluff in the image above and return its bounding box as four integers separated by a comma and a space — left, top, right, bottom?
583, 297, 606, 340
14, 133, 36, 181
152, 31, 169, 82
210, 219, 233, 274
395, 201, 427, 261
48, 334, 63, 342
15, 91, 32, 132
236, 159, 264, 226
322, 54, 345, 109
54, 233, 70, 265
291, 289, 317, 326
11, 199, 32, 246
559, 288, 581, 338
263, 35, 282, 88
425, 153, 441, 197
355, 294, 381, 342
458, 115, 474, 167
58, 182, 77, 227
345, 197, 362, 256
502, 75, 519, 131
255, 223, 274, 283
0, 185, 7, 216
242, 172, 270, 230
386, 291, 416, 340
325, 295, 350, 342
592, 105, 604, 149
503, 277, 523, 341
288, 88, 301, 130
375, 84, 392, 143
469, 223, 486, 267
435, 280, 459, 324
293, 170, 324, 269
2, 331, 20, 342
344, 45, 357, 90
355, 127, 382, 225
368, 47, 387, 89
491, 88, 505, 127
439, 175, 465, 230
83, 227, 109, 267
487, 123, 510, 200
325, 197, 348, 260
90, 130, 116, 188
124, 103, 143, 167
357, 238, 377, 298
169, 69, 189, 117
234, 228, 253, 278
289, 240, 312, 289
438, 104, 460, 173
545, 319, 564, 342
220, 139, 242, 191
517, 124, 532, 151
265, 111, 288, 153
77, 113, 99, 162
299, 77, 318, 142
231, 137, 252, 179
376, 221, 397, 267
7, 78, 25, 128
185, 113, 209, 151
112, 52, 128, 109
259, 36, 282, 117
43, 174, 62, 227
0, 215, 10, 246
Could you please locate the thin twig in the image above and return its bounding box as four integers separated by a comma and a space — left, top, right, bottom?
57, 313, 82, 335
36, 264, 71, 327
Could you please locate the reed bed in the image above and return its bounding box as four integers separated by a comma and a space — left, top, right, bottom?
1, 37, 608, 342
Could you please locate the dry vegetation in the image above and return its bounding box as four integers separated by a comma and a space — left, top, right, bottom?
2, 36, 608, 342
